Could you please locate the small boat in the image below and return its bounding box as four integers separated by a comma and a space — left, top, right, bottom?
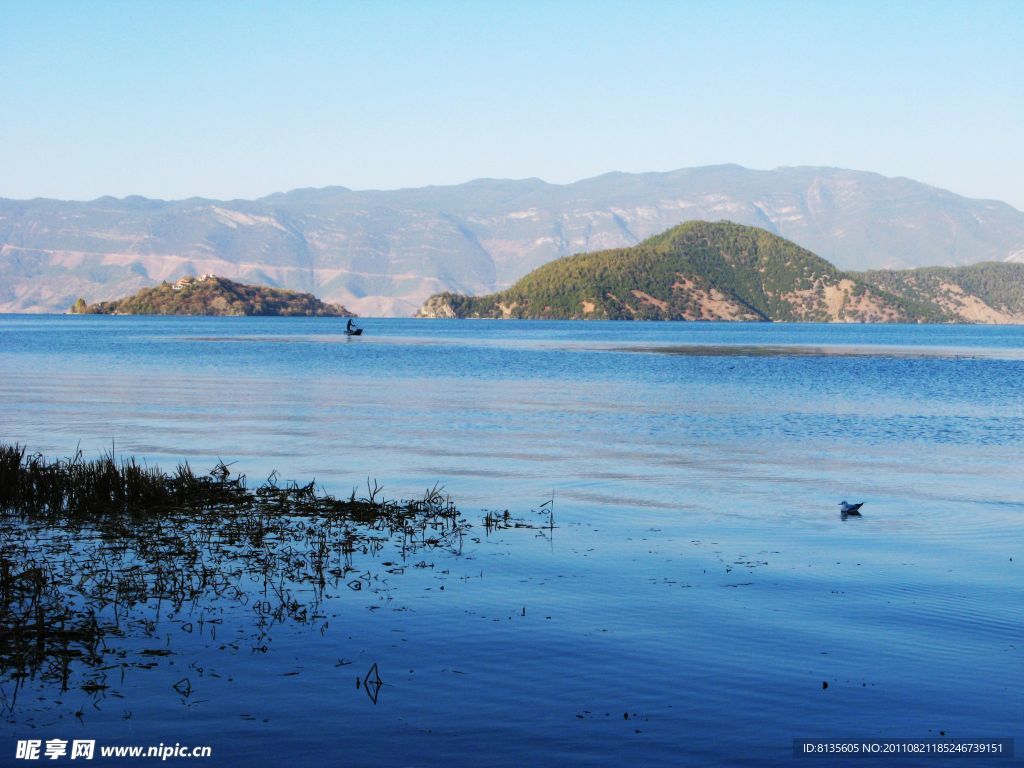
345, 327, 363, 336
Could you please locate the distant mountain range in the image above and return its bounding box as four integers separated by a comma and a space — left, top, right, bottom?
416, 221, 1024, 323
3, 165, 1024, 316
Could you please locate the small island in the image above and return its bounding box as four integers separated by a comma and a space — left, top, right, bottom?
70, 274, 355, 317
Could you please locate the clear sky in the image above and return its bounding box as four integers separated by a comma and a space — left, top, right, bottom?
2, 0, 1022, 208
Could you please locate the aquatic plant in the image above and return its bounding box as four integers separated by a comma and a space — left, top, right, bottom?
0, 443, 467, 717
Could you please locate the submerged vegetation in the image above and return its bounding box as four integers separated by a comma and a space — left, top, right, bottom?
70, 275, 354, 317
0, 444, 464, 718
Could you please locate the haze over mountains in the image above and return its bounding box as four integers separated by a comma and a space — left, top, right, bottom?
3, 165, 1024, 316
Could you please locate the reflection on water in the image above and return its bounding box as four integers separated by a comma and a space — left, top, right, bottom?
1, 317, 1022, 766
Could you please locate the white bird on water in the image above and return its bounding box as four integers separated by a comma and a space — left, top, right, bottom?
839, 501, 864, 516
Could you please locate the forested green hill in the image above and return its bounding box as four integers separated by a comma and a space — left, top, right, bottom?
417, 221, 928, 322
855, 263, 1024, 323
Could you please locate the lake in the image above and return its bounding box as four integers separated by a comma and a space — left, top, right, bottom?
1, 316, 1021, 766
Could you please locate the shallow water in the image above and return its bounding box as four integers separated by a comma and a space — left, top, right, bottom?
1, 316, 1022, 766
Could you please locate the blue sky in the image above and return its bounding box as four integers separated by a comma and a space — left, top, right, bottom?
2, 0, 1022, 208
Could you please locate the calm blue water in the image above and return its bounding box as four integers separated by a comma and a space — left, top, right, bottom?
1, 316, 1022, 766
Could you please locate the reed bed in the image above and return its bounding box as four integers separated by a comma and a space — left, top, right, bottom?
0, 443, 468, 716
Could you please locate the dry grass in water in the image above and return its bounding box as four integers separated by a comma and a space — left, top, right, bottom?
0, 443, 468, 717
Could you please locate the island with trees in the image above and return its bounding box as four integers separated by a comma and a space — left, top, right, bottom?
416, 221, 1024, 324
70, 275, 355, 317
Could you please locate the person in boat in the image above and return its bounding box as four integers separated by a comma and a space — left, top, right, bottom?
346, 318, 355, 333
